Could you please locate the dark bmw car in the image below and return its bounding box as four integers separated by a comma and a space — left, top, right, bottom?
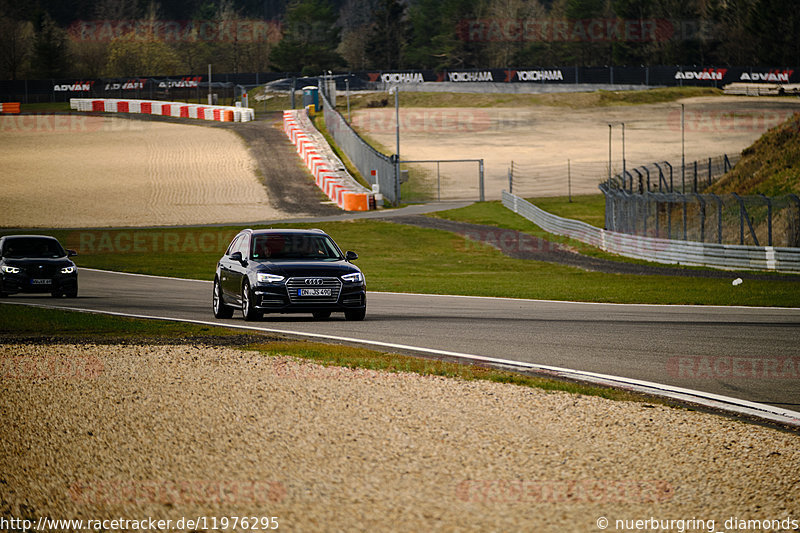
0, 235, 78, 297
213, 229, 366, 321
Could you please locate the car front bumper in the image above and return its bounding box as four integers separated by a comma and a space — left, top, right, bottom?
0, 272, 77, 295
253, 283, 366, 313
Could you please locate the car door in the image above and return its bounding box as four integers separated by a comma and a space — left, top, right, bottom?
227, 233, 251, 302
219, 234, 243, 301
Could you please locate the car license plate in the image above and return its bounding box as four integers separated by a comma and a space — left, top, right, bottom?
31, 279, 52, 285
298, 288, 331, 297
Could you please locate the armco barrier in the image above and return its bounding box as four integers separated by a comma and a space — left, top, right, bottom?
283, 109, 374, 211
69, 98, 255, 123
502, 190, 800, 273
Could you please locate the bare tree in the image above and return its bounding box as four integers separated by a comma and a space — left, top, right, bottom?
0, 15, 33, 79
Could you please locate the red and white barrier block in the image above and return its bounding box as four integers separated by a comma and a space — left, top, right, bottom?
283, 110, 374, 211
69, 98, 255, 122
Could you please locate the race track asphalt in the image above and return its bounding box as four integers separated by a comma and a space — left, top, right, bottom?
7, 268, 800, 413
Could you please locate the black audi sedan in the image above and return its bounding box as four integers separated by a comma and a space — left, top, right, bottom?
0, 235, 78, 297
213, 229, 366, 321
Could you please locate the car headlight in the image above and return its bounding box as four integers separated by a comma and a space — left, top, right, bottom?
2, 265, 20, 274
341, 272, 363, 283
257, 273, 284, 283
61, 266, 76, 274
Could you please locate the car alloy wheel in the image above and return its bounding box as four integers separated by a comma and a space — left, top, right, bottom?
241, 281, 262, 321
213, 278, 233, 319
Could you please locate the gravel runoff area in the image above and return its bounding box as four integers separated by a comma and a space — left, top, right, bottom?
2, 343, 798, 531
0, 115, 298, 228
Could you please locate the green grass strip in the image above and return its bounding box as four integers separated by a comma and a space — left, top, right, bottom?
0, 303, 657, 404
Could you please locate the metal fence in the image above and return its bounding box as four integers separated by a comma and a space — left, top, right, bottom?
599, 153, 800, 247
607, 153, 741, 193
507, 160, 609, 198
503, 190, 800, 273
507, 154, 742, 199
319, 86, 398, 204
600, 187, 800, 247
399, 159, 485, 203
319, 84, 486, 204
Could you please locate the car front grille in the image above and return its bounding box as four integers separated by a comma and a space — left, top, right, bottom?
286, 277, 342, 304
22, 264, 59, 277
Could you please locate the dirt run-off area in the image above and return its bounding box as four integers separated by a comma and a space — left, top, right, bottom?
353, 96, 800, 200
0, 115, 305, 229
1, 343, 798, 531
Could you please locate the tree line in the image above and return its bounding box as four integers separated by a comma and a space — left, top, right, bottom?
1, 0, 798, 80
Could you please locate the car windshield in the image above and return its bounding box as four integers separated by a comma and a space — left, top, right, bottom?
2, 237, 66, 259
251, 234, 343, 261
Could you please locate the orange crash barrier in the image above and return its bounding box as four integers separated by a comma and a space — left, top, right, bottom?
0, 102, 21, 114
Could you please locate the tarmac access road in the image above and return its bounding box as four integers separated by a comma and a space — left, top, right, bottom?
6, 268, 800, 417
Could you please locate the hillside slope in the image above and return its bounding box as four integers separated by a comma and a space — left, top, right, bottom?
709, 112, 800, 195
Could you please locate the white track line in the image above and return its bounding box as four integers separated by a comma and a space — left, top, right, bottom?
5, 300, 800, 428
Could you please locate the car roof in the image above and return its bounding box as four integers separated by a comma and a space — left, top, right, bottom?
246, 229, 327, 236
1, 235, 62, 244
2, 234, 60, 240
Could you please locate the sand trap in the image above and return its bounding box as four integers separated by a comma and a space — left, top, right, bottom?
0, 115, 286, 228
354, 96, 800, 199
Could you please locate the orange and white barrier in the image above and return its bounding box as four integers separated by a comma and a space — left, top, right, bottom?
69, 98, 255, 122
0, 102, 21, 114
283, 109, 374, 211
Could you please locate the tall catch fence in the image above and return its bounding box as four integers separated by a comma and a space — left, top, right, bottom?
507, 154, 742, 198
606, 154, 740, 194
600, 153, 800, 247
319, 86, 398, 204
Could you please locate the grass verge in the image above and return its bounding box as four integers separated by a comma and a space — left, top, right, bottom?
0, 303, 651, 403
309, 113, 371, 188
2, 215, 798, 306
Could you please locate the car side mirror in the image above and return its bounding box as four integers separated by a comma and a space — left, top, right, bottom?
230, 251, 245, 264
67, 249, 77, 257
345, 251, 358, 261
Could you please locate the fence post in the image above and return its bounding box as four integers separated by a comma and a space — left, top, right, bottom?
695, 193, 706, 242
693, 160, 698, 192
667, 195, 673, 239
759, 193, 772, 246
664, 161, 673, 192
733, 193, 759, 246
708, 157, 712, 187
479, 159, 485, 202
508, 166, 513, 195
789, 194, 800, 247
682, 197, 688, 240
